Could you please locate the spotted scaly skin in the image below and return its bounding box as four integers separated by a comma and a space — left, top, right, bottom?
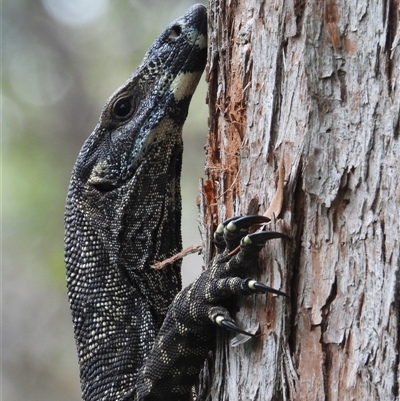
65, 5, 289, 401
65, 5, 207, 400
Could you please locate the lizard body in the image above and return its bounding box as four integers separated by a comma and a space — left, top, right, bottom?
65, 5, 207, 399
65, 5, 287, 400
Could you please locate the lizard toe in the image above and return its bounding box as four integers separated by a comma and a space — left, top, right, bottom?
241, 231, 290, 250
215, 215, 272, 253
209, 306, 256, 337
226, 215, 270, 231
246, 279, 289, 298
217, 317, 256, 337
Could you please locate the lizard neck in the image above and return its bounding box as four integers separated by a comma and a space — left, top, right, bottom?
65, 141, 183, 399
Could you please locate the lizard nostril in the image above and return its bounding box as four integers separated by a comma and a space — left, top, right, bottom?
169, 25, 182, 39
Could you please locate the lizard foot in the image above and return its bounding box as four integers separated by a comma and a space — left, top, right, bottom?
137, 215, 289, 399
204, 215, 289, 336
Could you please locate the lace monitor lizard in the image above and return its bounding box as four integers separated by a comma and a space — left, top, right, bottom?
64, 4, 288, 400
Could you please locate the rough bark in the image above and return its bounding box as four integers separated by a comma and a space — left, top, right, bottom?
199, 0, 400, 400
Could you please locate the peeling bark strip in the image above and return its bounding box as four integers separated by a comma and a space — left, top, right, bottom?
199, 0, 400, 400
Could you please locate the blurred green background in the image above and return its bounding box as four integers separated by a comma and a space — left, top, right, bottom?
3, 1, 207, 399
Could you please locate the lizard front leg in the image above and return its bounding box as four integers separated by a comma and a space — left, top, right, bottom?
136, 215, 289, 400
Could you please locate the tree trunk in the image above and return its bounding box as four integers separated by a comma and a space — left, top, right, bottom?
199, 0, 400, 399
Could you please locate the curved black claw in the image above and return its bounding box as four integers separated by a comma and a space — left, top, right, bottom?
247, 279, 289, 298
216, 317, 256, 337
243, 231, 291, 247
225, 215, 270, 232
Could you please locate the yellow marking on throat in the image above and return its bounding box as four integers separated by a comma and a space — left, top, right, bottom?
171, 71, 202, 101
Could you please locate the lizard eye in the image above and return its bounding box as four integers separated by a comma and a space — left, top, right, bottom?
113, 96, 135, 120
92, 182, 117, 192
169, 25, 182, 39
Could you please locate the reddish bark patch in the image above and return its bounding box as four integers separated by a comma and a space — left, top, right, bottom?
325, 1, 341, 48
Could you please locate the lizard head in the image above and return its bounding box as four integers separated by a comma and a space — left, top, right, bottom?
71, 4, 207, 194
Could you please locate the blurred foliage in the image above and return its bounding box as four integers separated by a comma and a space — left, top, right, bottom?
2, 1, 207, 399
